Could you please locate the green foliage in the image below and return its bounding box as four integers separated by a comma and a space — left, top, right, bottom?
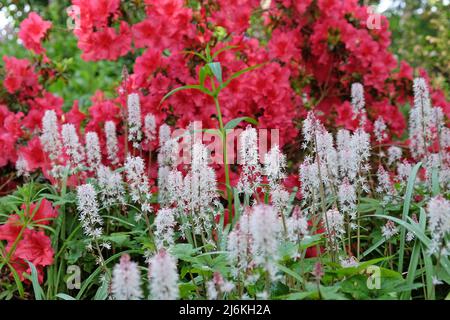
386, 0, 450, 96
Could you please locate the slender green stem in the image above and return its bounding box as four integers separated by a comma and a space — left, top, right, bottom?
213, 96, 233, 216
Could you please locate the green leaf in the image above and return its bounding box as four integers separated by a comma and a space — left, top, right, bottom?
422, 245, 435, 300
431, 167, 440, 196
199, 65, 210, 87
361, 237, 385, 258
398, 162, 422, 273
219, 63, 266, 91
160, 85, 212, 105
212, 45, 239, 59
94, 277, 110, 300
25, 260, 45, 300
56, 293, 77, 300
275, 263, 304, 284
208, 62, 222, 83
224, 117, 258, 130
402, 238, 422, 300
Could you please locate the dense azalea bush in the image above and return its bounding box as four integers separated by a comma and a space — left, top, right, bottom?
0, 0, 449, 300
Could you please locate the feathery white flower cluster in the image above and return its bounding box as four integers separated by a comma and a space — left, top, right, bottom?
227, 212, 253, 276
381, 220, 398, 239
76, 184, 104, 240
97, 165, 125, 207
351, 82, 366, 126
148, 249, 179, 300
264, 145, 286, 187
376, 165, 397, 204
86, 131, 102, 171
264, 145, 289, 214
40, 110, 62, 162
286, 207, 309, 243
62, 123, 85, 171
237, 126, 262, 196
396, 161, 413, 186
154, 208, 176, 249
324, 209, 345, 243
144, 114, 157, 145
427, 196, 450, 256
300, 113, 338, 213
15, 156, 29, 177
410, 78, 433, 160
409, 78, 450, 189
387, 146, 402, 166
127, 93, 143, 149
157, 124, 180, 206
185, 143, 218, 233
300, 112, 370, 224
111, 254, 143, 300
105, 121, 119, 165
124, 156, 152, 219
206, 272, 235, 300
249, 205, 281, 278
338, 178, 357, 225
374, 116, 388, 143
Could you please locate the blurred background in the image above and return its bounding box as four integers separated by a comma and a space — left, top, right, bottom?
0, 0, 448, 109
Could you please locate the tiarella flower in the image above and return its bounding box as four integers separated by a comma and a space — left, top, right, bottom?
144, 114, 157, 145
104, 121, 119, 165
376, 166, 396, 202
349, 129, 371, 189
180, 143, 218, 235
112, 254, 143, 300
423, 107, 450, 189
271, 185, 290, 216
339, 256, 359, 268
299, 157, 322, 212
76, 184, 104, 240
249, 205, 281, 278
206, 272, 235, 300
286, 207, 309, 243
351, 83, 366, 125
15, 156, 29, 177
406, 231, 415, 242
302, 112, 322, 148
427, 196, 450, 256
374, 117, 388, 143
387, 146, 402, 166
336, 128, 372, 192
264, 145, 286, 188
381, 220, 398, 239
338, 178, 357, 224
157, 166, 171, 206
61, 123, 85, 170
237, 126, 262, 196
324, 208, 345, 242
409, 77, 433, 160
336, 129, 353, 177
85, 131, 102, 171
154, 208, 176, 249
127, 93, 142, 149
227, 212, 252, 276
97, 165, 125, 207
396, 161, 413, 186
148, 249, 179, 300
166, 169, 183, 207
157, 124, 178, 169
124, 156, 152, 219
159, 123, 171, 147
40, 110, 62, 162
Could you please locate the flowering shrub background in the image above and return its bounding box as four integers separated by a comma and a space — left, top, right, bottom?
0, 0, 449, 300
